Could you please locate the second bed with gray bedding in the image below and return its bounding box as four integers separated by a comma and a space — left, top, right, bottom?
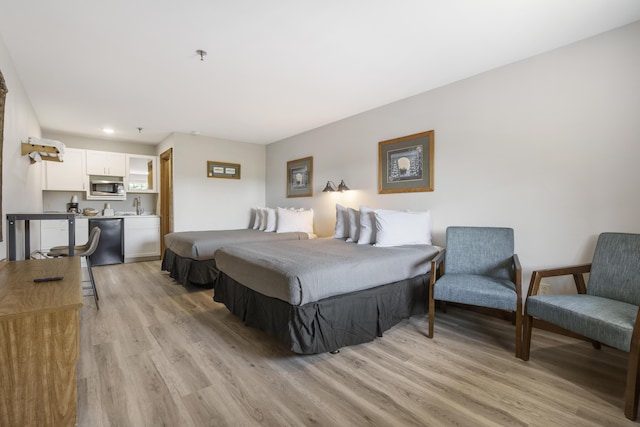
161, 229, 311, 287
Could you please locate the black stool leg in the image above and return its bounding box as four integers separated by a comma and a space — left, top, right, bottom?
86, 256, 99, 310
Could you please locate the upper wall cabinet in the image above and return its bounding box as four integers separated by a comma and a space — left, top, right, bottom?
43, 147, 87, 191
126, 154, 158, 193
86, 150, 126, 176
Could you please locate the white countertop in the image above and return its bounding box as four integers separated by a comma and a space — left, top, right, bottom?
81, 215, 160, 219
44, 211, 159, 219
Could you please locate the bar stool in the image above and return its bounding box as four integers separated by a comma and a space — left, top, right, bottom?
48, 226, 102, 309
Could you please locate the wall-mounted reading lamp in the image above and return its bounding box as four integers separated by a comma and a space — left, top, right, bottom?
322, 180, 350, 192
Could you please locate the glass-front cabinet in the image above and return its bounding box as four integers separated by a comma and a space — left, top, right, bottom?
126, 154, 158, 193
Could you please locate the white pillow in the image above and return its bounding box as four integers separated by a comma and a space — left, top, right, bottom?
258, 208, 268, 230
249, 208, 257, 229
346, 208, 360, 243
252, 207, 263, 230
276, 207, 314, 233
333, 204, 349, 239
374, 209, 432, 247
264, 207, 277, 232
357, 205, 376, 245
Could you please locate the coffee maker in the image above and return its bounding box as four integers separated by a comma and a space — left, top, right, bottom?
67, 195, 79, 214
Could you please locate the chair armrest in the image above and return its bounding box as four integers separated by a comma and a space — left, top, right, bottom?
430, 249, 445, 286
512, 254, 522, 297
512, 253, 522, 271
527, 263, 592, 297
628, 309, 640, 401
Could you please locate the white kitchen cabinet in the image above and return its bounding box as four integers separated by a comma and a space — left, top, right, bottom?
43, 148, 87, 191
40, 218, 89, 265
86, 150, 126, 176
126, 154, 158, 193
124, 216, 160, 261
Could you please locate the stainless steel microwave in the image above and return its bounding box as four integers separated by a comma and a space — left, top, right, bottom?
89, 179, 126, 199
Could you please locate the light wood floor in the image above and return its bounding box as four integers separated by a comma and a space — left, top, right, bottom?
77, 261, 637, 426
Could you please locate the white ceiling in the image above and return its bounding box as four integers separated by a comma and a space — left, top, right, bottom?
1, 1, 639, 145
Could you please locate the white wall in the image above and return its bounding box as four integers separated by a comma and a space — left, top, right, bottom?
156, 132, 175, 162
266, 22, 640, 291
0, 35, 43, 260
169, 132, 265, 232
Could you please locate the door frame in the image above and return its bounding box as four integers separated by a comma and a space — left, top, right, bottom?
159, 148, 173, 255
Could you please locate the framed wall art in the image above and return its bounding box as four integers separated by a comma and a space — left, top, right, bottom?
286, 156, 313, 197
378, 130, 434, 194
207, 161, 241, 179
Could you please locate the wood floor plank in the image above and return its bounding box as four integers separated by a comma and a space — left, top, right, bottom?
123, 349, 195, 427
147, 325, 212, 397
342, 343, 526, 426
181, 385, 262, 427
76, 261, 638, 426
91, 341, 140, 426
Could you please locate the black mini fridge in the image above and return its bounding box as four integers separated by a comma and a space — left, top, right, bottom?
88, 218, 124, 266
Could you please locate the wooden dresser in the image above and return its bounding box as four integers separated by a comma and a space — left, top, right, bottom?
0, 257, 82, 427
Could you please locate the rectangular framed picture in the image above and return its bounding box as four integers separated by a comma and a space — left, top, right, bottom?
286, 156, 313, 197
207, 161, 241, 179
378, 130, 434, 194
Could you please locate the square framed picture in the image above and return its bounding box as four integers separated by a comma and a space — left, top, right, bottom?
207, 161, 241, 179
378, 130, 434, 193
286, 156, 313, 197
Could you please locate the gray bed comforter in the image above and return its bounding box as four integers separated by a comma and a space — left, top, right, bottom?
215, 238, 440, 306
164, 229, 311, 260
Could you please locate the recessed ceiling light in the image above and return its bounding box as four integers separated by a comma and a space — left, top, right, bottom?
102, 128, 115, 134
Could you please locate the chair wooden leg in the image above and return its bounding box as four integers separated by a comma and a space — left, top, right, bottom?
515, 309, 522, 359
624, 314, 640, 420
428, 295, 435, 339
625, 348, 640, 420
522, 313, 533, 361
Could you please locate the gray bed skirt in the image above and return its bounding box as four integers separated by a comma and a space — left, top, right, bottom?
162, 249, 219, 288
213, 271, 430, 354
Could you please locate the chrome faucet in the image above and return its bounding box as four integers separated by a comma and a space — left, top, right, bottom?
133, 196, 144, 215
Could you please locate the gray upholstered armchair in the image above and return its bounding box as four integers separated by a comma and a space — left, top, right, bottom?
523, 232, 640, 420
428, 226, 522, 357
